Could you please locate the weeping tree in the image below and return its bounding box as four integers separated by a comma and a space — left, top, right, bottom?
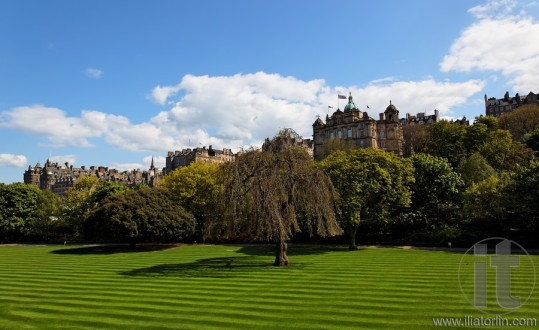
212, 129, 342, 266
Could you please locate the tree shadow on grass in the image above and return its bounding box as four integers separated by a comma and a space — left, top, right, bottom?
119, 256, 303, 278
233, 244, 347, 257
50, 244, 180, 255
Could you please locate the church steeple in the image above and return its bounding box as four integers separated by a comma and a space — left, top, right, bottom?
150, 156, 155, 170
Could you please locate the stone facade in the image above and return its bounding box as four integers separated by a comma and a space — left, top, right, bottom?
312, 93, 404, 160
165, 145, 235, 175
401, 110, 440, 125
24, 158, 162, 195
485, 91, 539, 118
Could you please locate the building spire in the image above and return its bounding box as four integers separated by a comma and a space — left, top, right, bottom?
150, 156, 155, 170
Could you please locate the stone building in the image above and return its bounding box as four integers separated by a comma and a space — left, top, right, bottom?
312, 93, 404, 160
401, 110, 440, 125
485, 91, 539, 117
24, 158, 162, 195
165, 145, 235, 175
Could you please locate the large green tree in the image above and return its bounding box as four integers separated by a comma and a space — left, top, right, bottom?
215, 129, 342, 266
320, 148, 414, 250
479, 129, 533, 171
410, 154, 464, 216
464, 123, 489, 154
0, 183, 42, 242
457, 152, 496, 187
426, 121, 466, 167
84, 187, 195, 245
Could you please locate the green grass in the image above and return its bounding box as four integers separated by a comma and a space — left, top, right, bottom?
0, 244, 537, 329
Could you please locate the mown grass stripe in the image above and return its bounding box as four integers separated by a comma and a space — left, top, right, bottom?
0, 245, 537, 329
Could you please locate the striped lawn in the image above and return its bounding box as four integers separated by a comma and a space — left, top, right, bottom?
0, 245, 537, 329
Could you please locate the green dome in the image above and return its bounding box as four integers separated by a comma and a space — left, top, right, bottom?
344, 93, 358, 112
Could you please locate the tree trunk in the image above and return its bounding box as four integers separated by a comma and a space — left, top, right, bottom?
274, 240, 289, 266
348, 223, 359, 250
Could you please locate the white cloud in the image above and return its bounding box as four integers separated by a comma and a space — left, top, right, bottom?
0, 154, 27, 167
1, 72, 484, 153
143, 155, 166, 168
49, 154, 76, 165
111, 155, 166, 172
149, 84, 182, 105
110, 162, 144, 172
468, 0, 517, 19
85, 68, 103, 79
441, 1, 539, 91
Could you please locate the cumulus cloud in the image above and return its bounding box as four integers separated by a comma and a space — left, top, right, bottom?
111, 155, 166, 172
1, 72, 484, 153
84, 68, 103, 79
143, 155, 166, 168
0, 154, 27, 167
441, 0, 539, 91
49, 154, 76, 165
149, 84, 182, 105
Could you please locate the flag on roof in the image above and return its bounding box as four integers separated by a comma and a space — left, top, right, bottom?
338, 94, 347, 99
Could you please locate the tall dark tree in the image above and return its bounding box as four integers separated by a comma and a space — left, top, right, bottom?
84, 187, 195, 245
214, 129, 342, 266
410, 153, 464, 215
426, 121, 466, 167
0, 183, 42, 242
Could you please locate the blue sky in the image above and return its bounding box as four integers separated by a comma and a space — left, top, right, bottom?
1, 0, 539, 183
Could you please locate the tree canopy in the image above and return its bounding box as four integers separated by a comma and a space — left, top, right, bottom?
84, 187, 195, 245
0, 183, 42, 242
161, 161, 220, 239
320, 148, 414, 249
499, 104, 539, 141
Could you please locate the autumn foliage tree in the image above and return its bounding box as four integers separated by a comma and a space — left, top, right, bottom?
161, 161, 220, 239
214, 129, 342, 266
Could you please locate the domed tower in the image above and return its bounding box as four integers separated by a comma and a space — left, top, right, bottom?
344, 92, 359, 112
384, 100, 399, 122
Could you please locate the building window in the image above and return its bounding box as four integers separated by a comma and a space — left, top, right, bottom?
380, 141, 386, 148
360, 129, 364, 138
330, 131, 334, 138
360, 140, 365, 147
380, 131, 385, 138
347, 128, 352, 138
338, 130, 343, 139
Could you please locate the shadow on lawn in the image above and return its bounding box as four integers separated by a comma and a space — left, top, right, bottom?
119, 256, 297, 278
120, 245, 339, 278
233, 244, 346, 257
50, 244, 179, 255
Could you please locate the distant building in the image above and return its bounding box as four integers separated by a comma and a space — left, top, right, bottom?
312, 93, 403, 160
485, 91, 539, 117
165, 145, 235, 175
401, 110, 440, 125
24, 158, 162, 195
